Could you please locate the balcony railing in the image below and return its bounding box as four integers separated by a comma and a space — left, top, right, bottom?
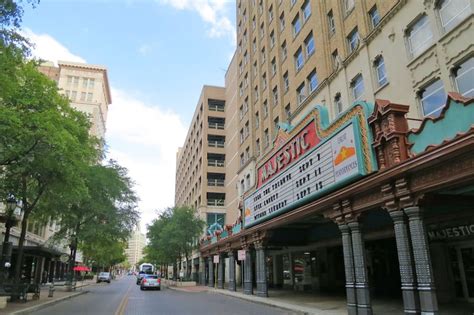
209, 123, 225, 129
208, 141, 225, 148
209, 106, 224, 112
208, 179, 225, 187
208, 160, 225, 167
207, 199, 225, 206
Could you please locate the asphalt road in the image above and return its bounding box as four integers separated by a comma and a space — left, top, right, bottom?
31, 276, 296, 315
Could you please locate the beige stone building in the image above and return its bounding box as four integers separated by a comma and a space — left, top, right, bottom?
233, 0, 473, 198
125, 228, 146, 269
38, 60, 112, 140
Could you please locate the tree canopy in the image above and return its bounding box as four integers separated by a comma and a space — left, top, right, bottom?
145, 206, 205, 266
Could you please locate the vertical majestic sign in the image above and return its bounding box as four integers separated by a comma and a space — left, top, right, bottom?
244, 103, 377, 228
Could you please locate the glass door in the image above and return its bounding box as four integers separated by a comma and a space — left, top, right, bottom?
460, 247, 474, 301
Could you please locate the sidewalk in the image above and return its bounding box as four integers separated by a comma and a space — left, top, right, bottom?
0, 279, 96, 315
166, 285, 341, 315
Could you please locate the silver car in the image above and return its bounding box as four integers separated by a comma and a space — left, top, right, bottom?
97, 272, 111, 283
140, 274, 161, 290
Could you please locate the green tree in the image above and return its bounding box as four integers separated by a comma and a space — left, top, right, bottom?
0, 58, 99, 287
145, 206, 205, 279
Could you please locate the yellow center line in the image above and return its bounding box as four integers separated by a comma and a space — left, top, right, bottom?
115, 280, 134, 315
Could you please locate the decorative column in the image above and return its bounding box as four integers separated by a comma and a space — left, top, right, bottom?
339, 224, 357, 315
243, 246, 253, 295
405, 207, 438, 314
255, 242, 268, 297
208, 257, 214, 288
228, 250, 236, 291
217, 253, 225, 289
390, 210, 420, 314
349, 221, 373, 315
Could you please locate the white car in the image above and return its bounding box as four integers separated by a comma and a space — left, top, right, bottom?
97, 272, 112, 283
140, 274, 161, 290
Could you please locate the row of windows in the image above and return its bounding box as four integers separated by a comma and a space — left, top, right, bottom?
66, 75, 95, 89
64, 90, 94, 102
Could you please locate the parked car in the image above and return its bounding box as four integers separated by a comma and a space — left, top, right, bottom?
140, 274, 161, 291
97, 272, 112, 283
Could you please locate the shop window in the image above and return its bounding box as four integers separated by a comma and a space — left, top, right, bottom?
406, 15, 433, 58
453, 57, 474, 97
438, 0, 471, 32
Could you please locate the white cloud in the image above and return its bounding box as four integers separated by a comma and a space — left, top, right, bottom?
138, 44, 152, 56
22, 29, 187, 231
21, 28, 86, 65
159, 0, 235, 42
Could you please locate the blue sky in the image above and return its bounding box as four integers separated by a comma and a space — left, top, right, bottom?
21, 0, 236, 230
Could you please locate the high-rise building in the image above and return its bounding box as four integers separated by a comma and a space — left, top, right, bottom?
125, 229, 147, 268
38, 60, 112, 140
194, 0, 474, 313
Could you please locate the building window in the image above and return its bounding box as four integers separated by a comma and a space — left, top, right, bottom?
255, 112, 260, 129
87, 92, 93, 102
344, 0, 355, 14
254, 86, 259, 100
71, 91, 77, 100
256, 139, 261, 156
206, 213, 225, 229
305, 32, 315, 57
302, 0, 311, 22
272, 86, 279, 105
281, 41, 287, 60
264, 129, 270, 148
270, 30, 275, 48
244, 121, 249, 139
261, 47, 266, 63
308, 70, 318, 93
239, 61, 243, 74
328, 10, 335, 35
271, 58, 277, 76
73, 76, 79, 86
252, 16, 256, 30
374, 56, 388, 87
438, 0, 471, 32
269, 5, 274, 22
260, 22, 265, 38
332, 49, 340, 70
453, 57, 474, 97
253, 61, 258, 77
263, 100, 269, 117
335, 93, 343, 114
369, 5, 380, 29
253, 38, 257, 52
285, 104, 291, 120
240, 105, 244, 120
246, 174, 251, 188
295, 47, 304, 71
240, 129, 244, 143
283, 71, 289, 92
347, 27, 359, 53
292, 14, 301, 37
262, 73, 267, 90
273, 117, 279, 136
419, 79, 446, 117
407, 15, 433, 58
67, 76, 73, 85
351, 74, 364, 101
80, 92, 86, 101
297, 82, 306, 104
280, 12, 285, 31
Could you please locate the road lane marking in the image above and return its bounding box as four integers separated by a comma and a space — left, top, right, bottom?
115, 281, 134, 315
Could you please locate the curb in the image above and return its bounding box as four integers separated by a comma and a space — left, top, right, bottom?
10, 290, 89, 315
212, 289, 312, 315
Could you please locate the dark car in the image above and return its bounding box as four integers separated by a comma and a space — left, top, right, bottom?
140, 274, 161, 291
136, 271, 146, 285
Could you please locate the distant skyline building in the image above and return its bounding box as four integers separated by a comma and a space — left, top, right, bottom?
125, 228, 146, 268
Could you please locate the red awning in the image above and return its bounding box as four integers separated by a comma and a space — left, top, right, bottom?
73, 266, 91, 272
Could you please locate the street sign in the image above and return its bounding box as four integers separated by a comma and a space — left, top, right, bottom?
213, 255, 219, 263
237, 250, 246, 261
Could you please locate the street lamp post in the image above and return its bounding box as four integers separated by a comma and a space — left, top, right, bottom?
0, 195, 20, 289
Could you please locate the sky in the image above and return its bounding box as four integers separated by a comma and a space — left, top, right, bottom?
21, 0, 237, 232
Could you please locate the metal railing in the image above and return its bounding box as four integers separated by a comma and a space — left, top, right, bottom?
207, 199, 225, 206
209, 106, 225, 112
209, 123, 225, 129
207, 179, 225, 186
208, 160, 225, 167
208, 141, 225, 148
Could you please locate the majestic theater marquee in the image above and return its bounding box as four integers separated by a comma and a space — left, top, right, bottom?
244, 103, 377, 228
